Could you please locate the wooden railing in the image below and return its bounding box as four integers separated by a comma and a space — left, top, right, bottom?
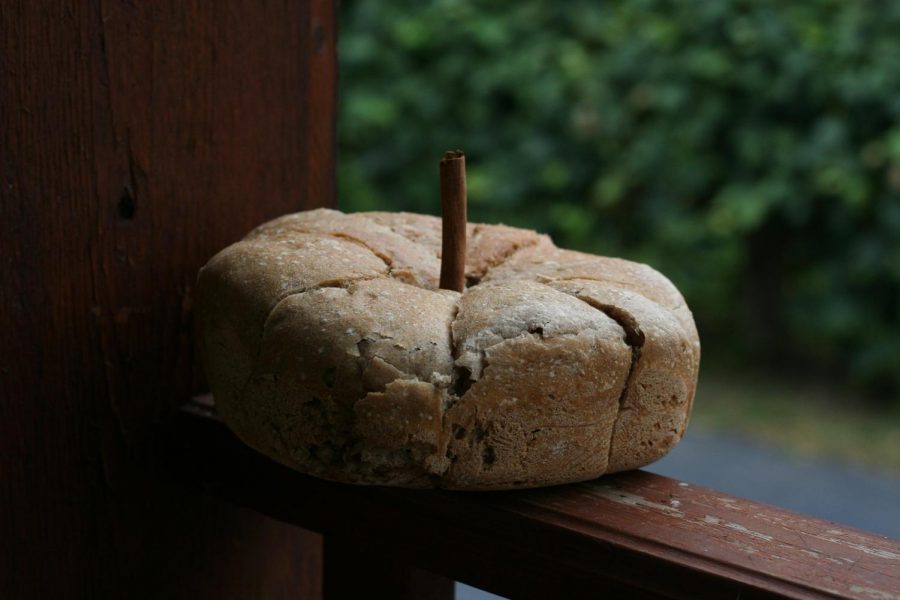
171, 396, 900, 599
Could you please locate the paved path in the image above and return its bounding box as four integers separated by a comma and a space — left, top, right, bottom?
458, 429, 900, 600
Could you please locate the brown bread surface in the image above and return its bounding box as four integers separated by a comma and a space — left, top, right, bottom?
195, 209, 700, 489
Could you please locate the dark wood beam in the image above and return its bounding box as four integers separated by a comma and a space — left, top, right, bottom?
172, 397, 900, 600
1, 2, 337, 596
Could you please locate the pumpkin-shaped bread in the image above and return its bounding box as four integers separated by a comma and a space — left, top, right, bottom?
195, 209, 700, 490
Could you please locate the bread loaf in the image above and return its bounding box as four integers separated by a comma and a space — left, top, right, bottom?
195, 209, 700, 489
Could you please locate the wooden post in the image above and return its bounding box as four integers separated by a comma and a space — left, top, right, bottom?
0, 1, 336, 596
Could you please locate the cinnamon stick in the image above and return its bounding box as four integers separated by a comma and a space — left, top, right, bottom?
439, 150, 467, 292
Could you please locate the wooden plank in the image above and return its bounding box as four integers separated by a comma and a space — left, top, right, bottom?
172, 397, 900, 600
0, 1, 336, 596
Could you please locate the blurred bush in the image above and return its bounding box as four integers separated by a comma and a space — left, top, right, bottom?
339, 0, 900, 397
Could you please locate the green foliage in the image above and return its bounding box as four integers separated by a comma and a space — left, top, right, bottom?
339, 0, 900, 396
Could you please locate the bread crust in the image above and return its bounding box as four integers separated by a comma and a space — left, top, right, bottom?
196, 209, 700, 489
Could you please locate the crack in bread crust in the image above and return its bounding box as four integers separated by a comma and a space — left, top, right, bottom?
559, 292, 645, 469
550, 278, 699, 472
464, 227, 542, 285
235, 274, 385, 415
328, 232, 395, 267
275, 228, 426, 286
357, 212, 443, 259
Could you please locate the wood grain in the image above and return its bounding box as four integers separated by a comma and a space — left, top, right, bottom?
0, 1, 336, 596
175, 397, 900, 600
